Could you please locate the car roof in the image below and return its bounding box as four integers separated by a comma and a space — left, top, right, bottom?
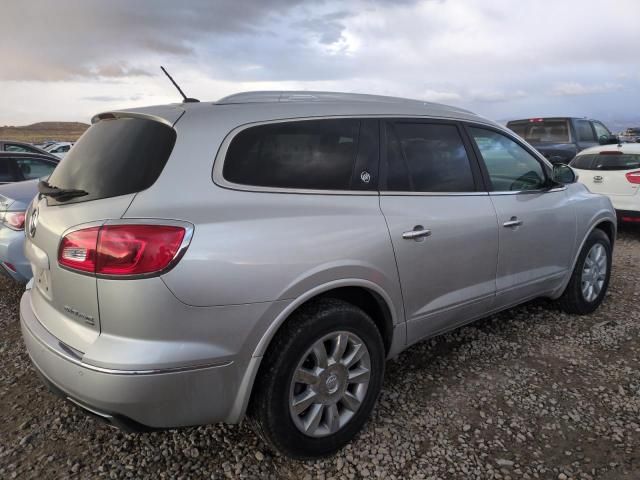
98, 90, 500, 128
0, 151, 59, 161
576, 143, 640, 156
507, 117, 596, 123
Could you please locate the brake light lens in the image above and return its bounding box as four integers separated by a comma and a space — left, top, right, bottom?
3, 211, 26, 231
59, 227, 100, 272
58, 224, 187, 276
625, 171, 640, 184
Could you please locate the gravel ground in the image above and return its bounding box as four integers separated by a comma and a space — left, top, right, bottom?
1, 229, 639, 480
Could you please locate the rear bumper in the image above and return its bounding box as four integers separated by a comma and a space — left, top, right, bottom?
616, 209, 640, 223
20, 289, 245, 429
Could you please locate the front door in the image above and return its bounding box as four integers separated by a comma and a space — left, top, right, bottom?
379, 120, 498, 345
466, 125, 575, 307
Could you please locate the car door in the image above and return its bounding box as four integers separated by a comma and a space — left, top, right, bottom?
466, 125, 575, 307
379, 119, 498, 345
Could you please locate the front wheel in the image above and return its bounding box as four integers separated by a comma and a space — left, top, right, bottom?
556, 228, 612, 315
249, 298, 385, 459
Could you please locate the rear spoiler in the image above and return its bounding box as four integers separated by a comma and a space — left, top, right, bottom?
91, 104, 186, 128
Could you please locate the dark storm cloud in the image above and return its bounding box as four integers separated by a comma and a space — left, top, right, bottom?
0, 0, 310, 81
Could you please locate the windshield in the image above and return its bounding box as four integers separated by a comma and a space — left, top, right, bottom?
507, 120, 570, 143
47, 117, 176, 204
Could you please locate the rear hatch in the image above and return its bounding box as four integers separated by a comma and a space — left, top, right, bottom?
24, 112, 179, 352
570, 151, 640, 196
507, 118, 576, 162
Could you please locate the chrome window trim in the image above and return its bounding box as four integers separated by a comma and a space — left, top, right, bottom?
489, 185, 567, 195
380, 191, 489, 197
212, 114, 498, 196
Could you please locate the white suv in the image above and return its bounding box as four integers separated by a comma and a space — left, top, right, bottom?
570, 143, 640, 223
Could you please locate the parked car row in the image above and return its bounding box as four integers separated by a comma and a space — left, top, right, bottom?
618, 127, 640, 143
11, 91, 617, 459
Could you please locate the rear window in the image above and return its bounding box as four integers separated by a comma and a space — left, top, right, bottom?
47, 117, 176, 203
222, 119, 366, 191
507, 120, 570, 143
570, 154, 640, 171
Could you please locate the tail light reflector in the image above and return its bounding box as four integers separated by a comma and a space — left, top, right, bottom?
625, 171, 640, 184
3, 211, 26, 231
58, 224, 187, 276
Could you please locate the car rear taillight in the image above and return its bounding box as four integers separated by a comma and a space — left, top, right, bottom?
3, 211, 26, 231
59, 224, 187, 276
625, 171, 640, 184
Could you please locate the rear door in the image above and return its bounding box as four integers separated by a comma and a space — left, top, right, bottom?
379, 119, 498, 344
466, 125, 575, 307
24, 115, 178, 352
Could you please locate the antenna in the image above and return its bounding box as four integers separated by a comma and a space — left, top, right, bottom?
160, 66, 199, 103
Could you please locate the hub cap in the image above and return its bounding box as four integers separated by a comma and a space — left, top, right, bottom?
289, 331, 371, 438
581, 243, 607, 302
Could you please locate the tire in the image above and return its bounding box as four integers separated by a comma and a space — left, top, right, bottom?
248, 298, 385, 459
556, 228, 612, 315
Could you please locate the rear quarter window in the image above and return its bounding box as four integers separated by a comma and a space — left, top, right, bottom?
46, 117, 176, 204
222, 119, 374, 191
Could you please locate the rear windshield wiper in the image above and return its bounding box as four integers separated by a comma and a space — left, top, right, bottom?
38, 180, 89, 201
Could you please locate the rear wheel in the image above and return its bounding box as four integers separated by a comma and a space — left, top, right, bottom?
249, 298, 385, 459
556, 228, 612, 315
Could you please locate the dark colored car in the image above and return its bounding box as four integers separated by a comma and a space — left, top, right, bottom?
0, 152, 59, 185
506, 117, 618, 164
0, 140, 51, 156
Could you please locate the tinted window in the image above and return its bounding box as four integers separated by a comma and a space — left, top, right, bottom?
470, 127, 547, 191
593, 121, 611, 138
569, 155, 595, 170
15, 158, 56, 180
570, 154, 640, 171
223, 119, 361, 190
0, 159, 16, 182
382, 122, 475, 192
507, 120, 570, 143
5, 144, 35, 153
575, 120, 596, 142
47, 117, 176, 204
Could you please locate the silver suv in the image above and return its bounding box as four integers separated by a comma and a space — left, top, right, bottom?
20, 92, 616, 459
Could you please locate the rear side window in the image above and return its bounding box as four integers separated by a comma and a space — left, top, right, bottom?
222, 119, 369, 191
570, 154, 640, 171
382, 122, 475, 192
15, 158, 56, 180
5, 144, 35, 153
47, 117, 176, 203
575, 120, 596, 142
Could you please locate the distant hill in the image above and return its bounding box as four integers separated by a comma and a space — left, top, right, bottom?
0, 122, 90, 143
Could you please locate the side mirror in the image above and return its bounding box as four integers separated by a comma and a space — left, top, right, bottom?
552, 163, 576, 184
599, 134, 619, 145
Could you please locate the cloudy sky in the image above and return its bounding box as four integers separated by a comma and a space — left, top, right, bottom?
1, 0, 639, 128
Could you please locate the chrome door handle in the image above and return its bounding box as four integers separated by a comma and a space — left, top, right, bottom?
503, 217, 523, 228
402, 228, 432, 240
